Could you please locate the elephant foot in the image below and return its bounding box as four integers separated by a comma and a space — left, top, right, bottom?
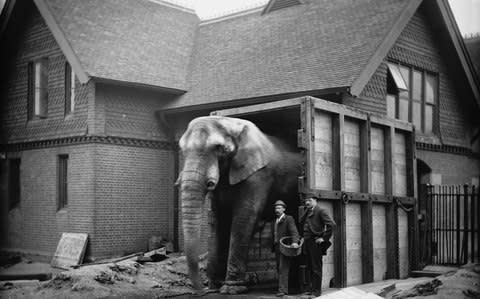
207, 279, 222, 290
219, 284, 248, 295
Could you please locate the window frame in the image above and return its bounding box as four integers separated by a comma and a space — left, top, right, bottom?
27, 58, 49, 120
57, 154, 69, 211
64, 62, 75, 116
386, 61, 438, 135
8, 158, 21, 210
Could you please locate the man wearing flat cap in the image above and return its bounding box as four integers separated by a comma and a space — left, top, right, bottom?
299, 195, 336, 296
271, 200, 299, 297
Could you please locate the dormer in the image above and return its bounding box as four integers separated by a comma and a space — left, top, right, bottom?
262, 0, 303, 15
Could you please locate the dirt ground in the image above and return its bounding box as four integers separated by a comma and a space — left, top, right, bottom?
0, 253, 479, 299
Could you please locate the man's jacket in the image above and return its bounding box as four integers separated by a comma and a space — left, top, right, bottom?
299, 205, 336, 240
271, 214, 300, 251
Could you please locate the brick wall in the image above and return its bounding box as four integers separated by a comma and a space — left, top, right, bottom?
91, 144, 175, 258
0, 145, 95, 256
348, 4, 474, 148
417, 151, 479, 185
97, 84, 172, 141
0, 4, 91, 143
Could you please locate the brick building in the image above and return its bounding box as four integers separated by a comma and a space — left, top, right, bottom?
0, 0, 479, 260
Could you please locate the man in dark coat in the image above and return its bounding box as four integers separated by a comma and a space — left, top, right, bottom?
271, 200, 299, 297
299, 195, 336, 296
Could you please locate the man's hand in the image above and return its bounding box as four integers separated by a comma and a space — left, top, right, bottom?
315, 237, 324, 244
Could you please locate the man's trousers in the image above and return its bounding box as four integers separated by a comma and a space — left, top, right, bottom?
274, 244, 291, 293
304, 237, 323, 295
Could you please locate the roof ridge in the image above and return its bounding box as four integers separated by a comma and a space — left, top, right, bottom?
146, 0, 196, 14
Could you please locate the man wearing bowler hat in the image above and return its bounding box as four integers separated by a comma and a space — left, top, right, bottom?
271, 200, 299, 297
299, 195, 336, 296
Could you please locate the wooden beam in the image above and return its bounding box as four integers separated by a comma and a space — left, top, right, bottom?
313, 98, 368, 121
360, 118, 374, 283
332, 113, 347, 287
211, 97, 305, 117
385, 126, 399, 279
407, 128, 420, 272
304, 98, 316, 191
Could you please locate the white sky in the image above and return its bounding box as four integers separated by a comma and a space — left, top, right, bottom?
0, 0, 478, 35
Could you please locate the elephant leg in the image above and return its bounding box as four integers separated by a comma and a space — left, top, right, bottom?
220, 177, 272, 294
207, 199, 231, 289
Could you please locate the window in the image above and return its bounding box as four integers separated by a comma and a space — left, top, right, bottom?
386, 62, 437, 134
58, 155, 68, 210
65, 62, 75, 115
9, 159, 21, 210
28, 58, 49, 119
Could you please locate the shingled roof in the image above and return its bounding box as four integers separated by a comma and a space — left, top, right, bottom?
41, 0, 199, 91
167, 0, 417, 108
1, 0, 478, 108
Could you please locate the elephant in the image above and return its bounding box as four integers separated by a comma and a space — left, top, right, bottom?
176, 115, 302, 294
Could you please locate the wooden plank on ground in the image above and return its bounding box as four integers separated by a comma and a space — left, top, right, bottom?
51, 233, 88, 269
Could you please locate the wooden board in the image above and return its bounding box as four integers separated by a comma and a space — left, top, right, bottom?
314, 111, 333, 190
370, 126, 385, 195
344, 119, 361, 193
51, 233, 88, 269
372, 205, 387, 281
346, 203, 362, 285
394, 132, 407, 197
398, 208, 409, 278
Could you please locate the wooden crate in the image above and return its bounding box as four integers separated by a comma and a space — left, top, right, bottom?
212, 96, 419, 288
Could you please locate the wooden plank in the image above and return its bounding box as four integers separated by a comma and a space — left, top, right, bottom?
211, 97, 305, 116
333, 113, 347, 287
372, 205, 387, 281
361, 118, 374, 283
369, 114, 413, 132
346, 203, 363, 285
314, 110, 333, 190
305, 98, 316, 191
300, 188, 415, 204
344, 118, 361, 192
385, 126, 399, 279
51, 233, 88, 269
313, 98, 368, 121
406, 129, 419, 272
371, 126, 385, 195
398, 208, 409, 278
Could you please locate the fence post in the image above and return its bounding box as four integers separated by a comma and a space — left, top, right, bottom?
463, 184, 469, 265
456, 186, 461, 265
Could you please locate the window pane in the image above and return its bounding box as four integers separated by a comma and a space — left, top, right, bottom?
425, 105, 433, 133
425, 74, 436, 104
387, 63, 408, 91
386, 94, 396, 118
399, 98, 409, 121
412, 101, 421, 130
412, 70, 422, 100
71, 69, 75, 112
399, 65, 410, 89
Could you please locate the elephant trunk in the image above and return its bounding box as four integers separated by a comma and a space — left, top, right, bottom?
180, 162, 208, 290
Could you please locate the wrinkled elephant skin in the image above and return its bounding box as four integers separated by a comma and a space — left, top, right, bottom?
177, 116, 301, 294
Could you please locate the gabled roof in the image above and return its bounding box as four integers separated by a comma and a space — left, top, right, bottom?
1, 0, 199, 92
262, 0, 302, 15
465, 35, 480, 76
167, 0, 420, 108
1, 0, 479, 109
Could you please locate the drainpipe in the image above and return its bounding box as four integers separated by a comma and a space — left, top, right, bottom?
157, 111, 179, 252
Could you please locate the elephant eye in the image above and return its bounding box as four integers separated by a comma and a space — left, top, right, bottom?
215, 144, 229, 155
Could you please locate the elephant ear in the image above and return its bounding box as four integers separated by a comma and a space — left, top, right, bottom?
228, 120, 274, 185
